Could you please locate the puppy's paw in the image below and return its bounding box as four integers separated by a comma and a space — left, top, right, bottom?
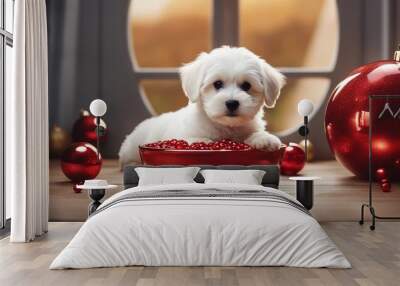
245, 132, 281, 151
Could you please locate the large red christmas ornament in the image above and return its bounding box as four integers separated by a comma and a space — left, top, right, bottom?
325, 48, 400, 181
61, 142, 102, 192
280, 143, 306, 176
72, 110, 107, 145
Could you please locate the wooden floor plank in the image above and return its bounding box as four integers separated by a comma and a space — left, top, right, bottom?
2, 222, 398, 286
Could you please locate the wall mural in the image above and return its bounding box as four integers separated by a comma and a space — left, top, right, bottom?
47, 0, 342, 160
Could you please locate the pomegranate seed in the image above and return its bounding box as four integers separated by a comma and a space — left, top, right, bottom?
144, 139, 254, 151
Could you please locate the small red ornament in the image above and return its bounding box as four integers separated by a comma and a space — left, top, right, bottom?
375, 168, 388, 181
325, 48, 400, 180
379, 179, 391, 192
73, 183, 84, 194
72, 110, 107, 145
61, 142, 102, 192
280, 143, 306, 176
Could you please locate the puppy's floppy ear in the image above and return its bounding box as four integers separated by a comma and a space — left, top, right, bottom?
260, 60, 286, 108
180, 52, 208, 103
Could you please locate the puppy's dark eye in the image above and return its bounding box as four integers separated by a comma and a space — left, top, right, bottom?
240, 81, 251, 91
213, 80, 224, 90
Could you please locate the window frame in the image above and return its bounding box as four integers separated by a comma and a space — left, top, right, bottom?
0, 0, 13, 231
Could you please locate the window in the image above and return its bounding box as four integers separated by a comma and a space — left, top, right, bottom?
0, 0, 14, 230
130, 0, 212, 68
128, 0, 339, 135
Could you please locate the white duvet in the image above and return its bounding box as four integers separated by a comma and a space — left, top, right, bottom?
50, 183, 350, 269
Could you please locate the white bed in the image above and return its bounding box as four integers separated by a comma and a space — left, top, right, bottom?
50, 183, 350, 269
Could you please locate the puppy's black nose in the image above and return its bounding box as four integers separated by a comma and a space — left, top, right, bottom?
225, 100, 240, 112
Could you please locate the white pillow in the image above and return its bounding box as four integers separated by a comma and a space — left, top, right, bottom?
200, 169, 266, 185
135, 167, 200, 186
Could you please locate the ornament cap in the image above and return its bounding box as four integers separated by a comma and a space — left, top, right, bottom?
394, 45, 400, 61
80, 109, 90, 117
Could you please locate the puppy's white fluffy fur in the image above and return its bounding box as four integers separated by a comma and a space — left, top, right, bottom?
119, 46, 285, 166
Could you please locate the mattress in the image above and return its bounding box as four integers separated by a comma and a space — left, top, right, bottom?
50, 183, 350, 269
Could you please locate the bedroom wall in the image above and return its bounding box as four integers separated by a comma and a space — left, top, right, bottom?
46, 0, 400, 159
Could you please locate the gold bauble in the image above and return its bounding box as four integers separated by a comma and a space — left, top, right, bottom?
50, 125, 71, 158
299, 139, 314, 161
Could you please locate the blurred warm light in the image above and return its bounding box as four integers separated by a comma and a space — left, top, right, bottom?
129, 0, 211, 67
240, 0, 338, 68
373, 138, 389, 153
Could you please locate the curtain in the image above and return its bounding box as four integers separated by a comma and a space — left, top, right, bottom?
7, 0, 49, 242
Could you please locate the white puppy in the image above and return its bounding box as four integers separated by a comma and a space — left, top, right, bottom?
119, 46, 285, 166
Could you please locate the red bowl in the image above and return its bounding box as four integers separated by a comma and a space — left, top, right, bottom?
139, 145, 285, 165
